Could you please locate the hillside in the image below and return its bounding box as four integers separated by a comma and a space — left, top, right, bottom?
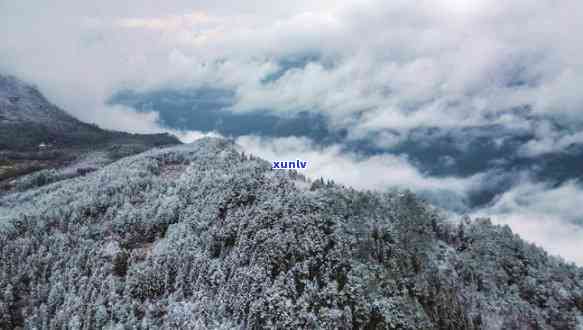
0, 75, 180, 189
0, 138, 581, 329
0, 75, 178, 150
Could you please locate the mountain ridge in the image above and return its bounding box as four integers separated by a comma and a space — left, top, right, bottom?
1, 137, 581, 329
0, 74, 180, 190
0, 74, 179, 151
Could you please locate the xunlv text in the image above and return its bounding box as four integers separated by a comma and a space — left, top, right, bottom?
272, 159, 308, 169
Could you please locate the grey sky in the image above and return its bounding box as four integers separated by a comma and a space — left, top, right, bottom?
2, 0, 583, 142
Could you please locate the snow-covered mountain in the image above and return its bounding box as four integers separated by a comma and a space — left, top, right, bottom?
1, 138, 581, 329
0, 75, 180, 191
0, 75, 82, 129
0, 74, 178, 151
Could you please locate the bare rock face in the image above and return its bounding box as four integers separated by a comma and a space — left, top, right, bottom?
0, 138, 581, 329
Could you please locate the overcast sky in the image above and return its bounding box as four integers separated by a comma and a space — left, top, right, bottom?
2, 0, 583, 264
3, 0, 583, 140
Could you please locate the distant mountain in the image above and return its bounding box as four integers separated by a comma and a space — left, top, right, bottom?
0, 75, 180, 189
1, 138, 581, 329
0, 75, 179, 151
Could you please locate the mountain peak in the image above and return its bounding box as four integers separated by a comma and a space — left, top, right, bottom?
0, 74, 87, 137
0, 74, 41, 98
0, 74, 179, 151
1, 137, 582, 328
0, 75, 180, 191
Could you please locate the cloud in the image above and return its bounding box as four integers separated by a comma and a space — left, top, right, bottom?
236, 135, 483, 200
518, 120, 583, 157
175, 130, 224, 143
473, 179, 583, 265
2, 0, 583, 264
2, 1, 583, 141
237, 135, 583, 265
116, 11, 215, 32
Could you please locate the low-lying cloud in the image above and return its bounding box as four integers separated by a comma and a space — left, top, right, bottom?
236, 135, 583, 265
2, 0, 583, 155
2, 0, 583, 265
237, 135, 482, 210
474, 179, 583, 265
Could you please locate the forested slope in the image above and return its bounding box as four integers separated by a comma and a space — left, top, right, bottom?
0, 138, 582, 329
0, 74, 180, 191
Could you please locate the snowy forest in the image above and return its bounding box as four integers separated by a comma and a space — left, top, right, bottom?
1, 138, 582, 329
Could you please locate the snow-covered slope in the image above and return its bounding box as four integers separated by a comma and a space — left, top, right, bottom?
0, 75, 180, 192
0, 75, 82, 129
0, 138, 581, 329
0, 74, 179, 151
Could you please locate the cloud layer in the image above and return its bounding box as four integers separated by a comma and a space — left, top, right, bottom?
237, 135, 484, 194
2, 0, 583, 152
2, 1, 583, 264
474, 179, 583, 265
238, 135, 583, 265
